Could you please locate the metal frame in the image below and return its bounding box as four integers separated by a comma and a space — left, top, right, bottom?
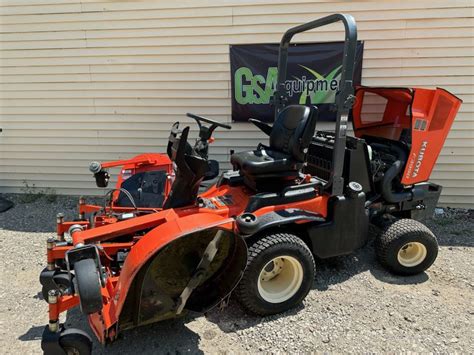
274, 13, 358, 195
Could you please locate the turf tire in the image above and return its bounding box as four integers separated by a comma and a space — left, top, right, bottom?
236, 232, 315, 316
375, 218, 438, 275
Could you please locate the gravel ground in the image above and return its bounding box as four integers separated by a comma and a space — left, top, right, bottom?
0, 193, 473, 354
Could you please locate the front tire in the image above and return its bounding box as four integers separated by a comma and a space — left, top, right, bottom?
236, 233, 315, 316
375, 219, 438, 275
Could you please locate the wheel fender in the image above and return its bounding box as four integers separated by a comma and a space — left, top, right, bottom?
237, 208, 325, 236
114, 210, 247, 326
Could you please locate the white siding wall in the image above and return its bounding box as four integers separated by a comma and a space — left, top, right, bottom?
0, 0, 473, 207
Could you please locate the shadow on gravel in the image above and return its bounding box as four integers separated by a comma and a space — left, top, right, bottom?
369, 268, 429, 285
0, 194, 101, 233
18, 325, 44, 342
314, 243, 430, 290
427, 212, 474, 248
19, 307, 204, 354
205, 298, 304, 334
61, 307, 204, 354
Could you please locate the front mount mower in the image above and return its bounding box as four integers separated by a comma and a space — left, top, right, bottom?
39, 13, 461, 354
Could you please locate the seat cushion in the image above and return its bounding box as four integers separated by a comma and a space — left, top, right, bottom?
231, 148, 300, 176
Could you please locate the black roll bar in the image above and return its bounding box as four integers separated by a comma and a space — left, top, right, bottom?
274, 13, 358, 196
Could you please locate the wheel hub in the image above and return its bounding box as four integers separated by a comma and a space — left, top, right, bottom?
260, 258, 284, 282
63, 346, 81, 355
257, 255, 304, 303
397, 242, 427, 267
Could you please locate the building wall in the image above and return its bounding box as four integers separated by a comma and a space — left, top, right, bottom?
0, 0, 473, 207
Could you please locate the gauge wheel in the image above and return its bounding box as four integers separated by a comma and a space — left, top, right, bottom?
236, 232, 315, 316
74, 259, 103, 315
375, 218, 438, 275
42, 272, 72, 301
59, 328, 92, 355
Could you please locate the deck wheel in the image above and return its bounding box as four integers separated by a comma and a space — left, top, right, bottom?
58, 328, 93, 355
74, 259, 103, 315
41, 272, 72, 301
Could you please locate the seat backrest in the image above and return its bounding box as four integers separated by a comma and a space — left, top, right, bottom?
269, 105, 318, 161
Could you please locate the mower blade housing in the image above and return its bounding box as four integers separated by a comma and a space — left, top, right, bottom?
118, 227, 247, 329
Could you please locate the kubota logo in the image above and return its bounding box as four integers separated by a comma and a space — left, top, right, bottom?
234, 65, 342, 105
412, 141, 428, 178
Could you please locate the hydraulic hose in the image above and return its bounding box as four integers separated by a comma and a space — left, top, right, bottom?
370, 143, 412, 203
104, 188, 137, 211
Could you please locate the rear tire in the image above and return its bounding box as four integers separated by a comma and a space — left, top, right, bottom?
375, 219, 438, 275
74, 259, 103, 315
236, 232, 315, 316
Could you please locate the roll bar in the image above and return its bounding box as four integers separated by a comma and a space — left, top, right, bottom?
274, 13, 358, 196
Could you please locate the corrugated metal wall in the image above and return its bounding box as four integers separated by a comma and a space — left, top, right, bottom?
0, 0, 473, 207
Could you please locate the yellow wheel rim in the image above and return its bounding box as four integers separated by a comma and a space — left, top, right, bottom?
257, 256, 303, 303
397, 242, 427, 267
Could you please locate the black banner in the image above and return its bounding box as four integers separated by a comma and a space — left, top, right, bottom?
230, 41, 364, 122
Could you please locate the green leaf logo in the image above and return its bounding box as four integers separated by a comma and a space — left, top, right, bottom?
298, 65, 342, 104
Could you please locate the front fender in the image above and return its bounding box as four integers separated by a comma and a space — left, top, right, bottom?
114, 210, 247, 329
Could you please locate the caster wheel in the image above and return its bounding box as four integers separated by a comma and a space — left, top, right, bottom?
59, 328, 93, 355
236, 232, 315, 316
375, 219, 438, 275
74, 259, 103, 315
42, 273, 72, 301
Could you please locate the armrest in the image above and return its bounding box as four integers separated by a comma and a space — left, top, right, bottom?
249, 118, 273, 136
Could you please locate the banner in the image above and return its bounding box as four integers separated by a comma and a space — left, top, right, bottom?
230, 41, 364, 122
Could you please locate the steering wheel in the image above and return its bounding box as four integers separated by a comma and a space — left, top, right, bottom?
186, 113, 231, 141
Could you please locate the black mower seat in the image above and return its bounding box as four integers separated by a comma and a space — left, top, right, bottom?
230, 149, 297, 176
231, 105, 318, 184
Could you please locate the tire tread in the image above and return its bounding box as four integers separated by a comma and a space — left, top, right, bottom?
375, 218, 438, 275
236, 232, 315, 315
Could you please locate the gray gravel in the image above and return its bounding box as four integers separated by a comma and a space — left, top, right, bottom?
0, 193, 473, 354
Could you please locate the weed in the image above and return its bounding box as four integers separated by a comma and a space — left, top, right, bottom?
19, 180, 57, 204
43, 187, 58, 203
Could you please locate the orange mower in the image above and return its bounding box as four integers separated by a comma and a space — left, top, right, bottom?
39, 14, 461, 354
